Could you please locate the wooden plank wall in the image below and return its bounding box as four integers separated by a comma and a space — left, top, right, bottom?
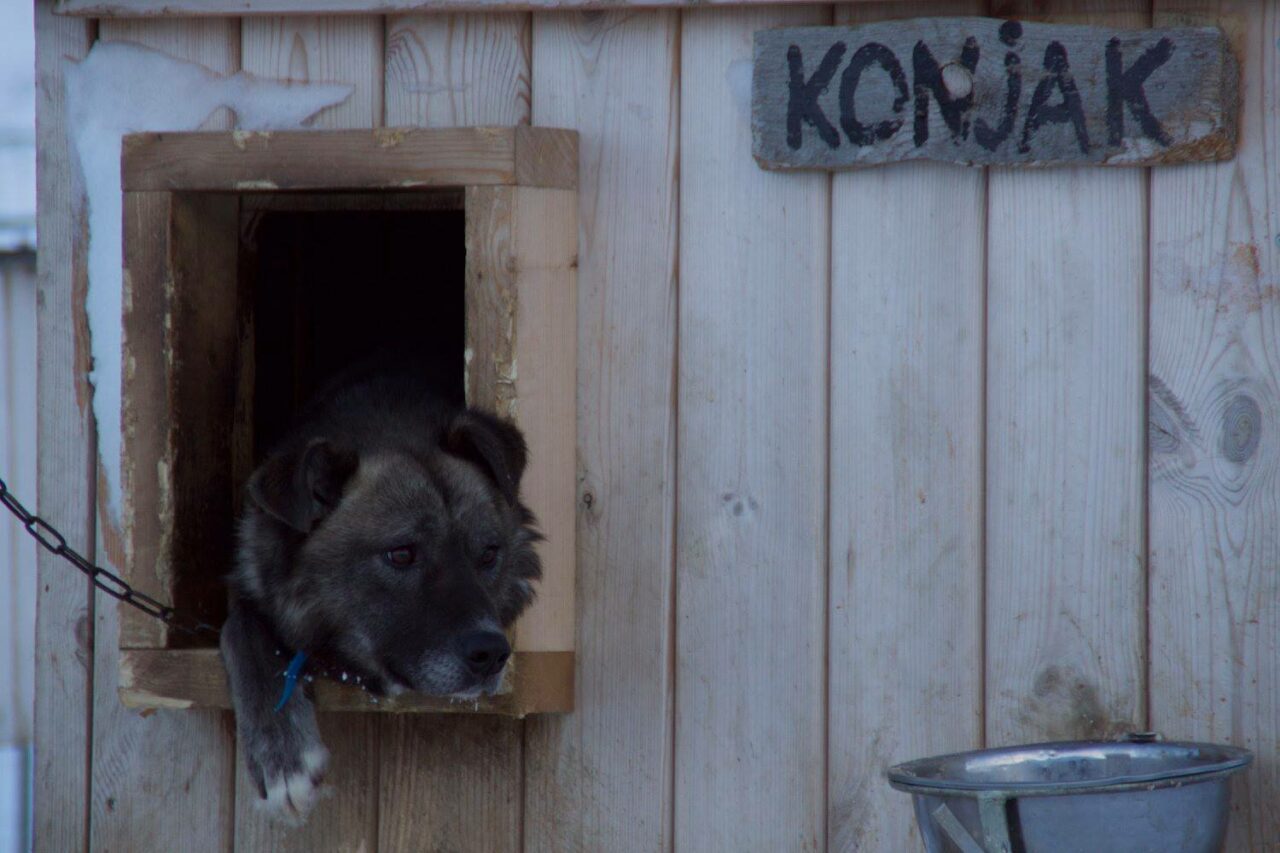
32, 0, 1279, 850
0, 252, 37, 751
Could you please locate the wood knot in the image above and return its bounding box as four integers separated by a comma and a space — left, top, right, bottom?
1220, 394, 1261, 463
1148, 395, 1180, 454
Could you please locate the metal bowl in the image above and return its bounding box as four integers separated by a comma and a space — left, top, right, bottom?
887, 735, 1252, 853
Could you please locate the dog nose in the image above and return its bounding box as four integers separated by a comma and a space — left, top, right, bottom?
460, 630, 511, 679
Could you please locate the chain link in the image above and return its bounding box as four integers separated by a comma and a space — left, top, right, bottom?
0, 476, 221, 641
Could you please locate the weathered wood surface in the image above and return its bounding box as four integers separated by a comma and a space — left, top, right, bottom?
385, 13, 530, 129
121, 126, 578, 191
57, 0, 1080, 15
119, 192, 177, 650
827, 3, 985, 850
120, 649, 573, 713
985, 0, 1147, 748
1149, 2, 1280, 848
32, 6, 95, 850
380, 716, 523, 851
379, 19, 531, 853
0, 255, 37, 749
754, 16, 1238, 170
235, 19, 383, 852
447, 185, 580, 657
90, 19, 240, 853
677, 7, 828, 850
33, 3, 1280, 851
523, 11, 679, 851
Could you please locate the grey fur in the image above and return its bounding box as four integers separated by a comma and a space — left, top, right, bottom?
220, 361, 542, 822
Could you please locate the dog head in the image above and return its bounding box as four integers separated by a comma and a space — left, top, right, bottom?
242, 410, 541, 698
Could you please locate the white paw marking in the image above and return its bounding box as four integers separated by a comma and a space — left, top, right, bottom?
259, 745, 330, 824
302, 746, 329, 777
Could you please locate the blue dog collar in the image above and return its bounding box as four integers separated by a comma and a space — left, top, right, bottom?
274, 650, 309, 713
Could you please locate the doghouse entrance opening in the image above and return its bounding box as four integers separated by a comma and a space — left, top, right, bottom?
166, 191, 466, 647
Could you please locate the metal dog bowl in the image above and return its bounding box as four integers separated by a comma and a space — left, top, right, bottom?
887, 734, 1252, 852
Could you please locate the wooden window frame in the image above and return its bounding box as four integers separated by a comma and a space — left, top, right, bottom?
119, 126, 578, 716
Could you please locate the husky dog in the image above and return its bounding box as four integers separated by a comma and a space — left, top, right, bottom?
220, 361, 541, 822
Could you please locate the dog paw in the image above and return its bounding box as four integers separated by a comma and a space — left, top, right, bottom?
248, 735, 330, 824
261, 744, 329, 823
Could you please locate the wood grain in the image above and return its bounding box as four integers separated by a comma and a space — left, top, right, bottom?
89, 19, 240, 853
385, 13, 530, 128
242, 16, 384, 129
677, 6, 829, 851
514, 125, 579, 188
118, 191, 177, 650
985, 0, 1148, 749
0, 255, 37, 748
120, 649, 572, 714
380, 18, 531, 852
32, 6, 94, 849
122, 127, 523, 191
60, 0, 1053, 14
523, 12, 679, 851
508, 185, 578, 654
120, 191, 241, 650
465, 185, 519, 419
826, 4, 985, 852
379, 715, 522, 851
1149, 2, 1280, 848
753, 18, 1238, 170
234, 17, 384, 851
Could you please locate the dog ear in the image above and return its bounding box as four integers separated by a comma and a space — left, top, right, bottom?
248, 439, 358, 532
444, 411, 529, 506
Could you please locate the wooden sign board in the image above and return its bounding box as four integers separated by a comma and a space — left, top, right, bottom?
753, 17, 1238, 170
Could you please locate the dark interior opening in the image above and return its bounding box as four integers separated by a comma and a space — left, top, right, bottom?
247, 201, 467, 450
168, 192, 466, 646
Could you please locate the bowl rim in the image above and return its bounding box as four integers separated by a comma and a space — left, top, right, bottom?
886, 739, 1253, 796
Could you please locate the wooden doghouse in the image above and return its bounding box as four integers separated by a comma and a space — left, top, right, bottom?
31, 2, 1280, 850
118, 127, 578, 715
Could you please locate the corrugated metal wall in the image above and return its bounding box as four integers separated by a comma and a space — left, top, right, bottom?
33, 1, 1279, 850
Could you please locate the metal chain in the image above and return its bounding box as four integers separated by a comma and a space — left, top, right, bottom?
0, 476, 221, 641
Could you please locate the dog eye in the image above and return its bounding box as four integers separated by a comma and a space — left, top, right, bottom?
478, 545, 500, 569
384, 546, 417, 568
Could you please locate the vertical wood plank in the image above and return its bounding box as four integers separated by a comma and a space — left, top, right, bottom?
234, 16, 384, 852
1149, 2, 1280, 848
0, 255, 37, 749
380, 715, 522, 851
985, 0, 1148, 746
241, 17, 383, 128
386, 13, 529, 127
379, 14, 529, 853
33, 5, 94, 851
677, 7, 829, 851
89, 20, 239, 853
826, 3, 985, 851
523, 11, 679, 851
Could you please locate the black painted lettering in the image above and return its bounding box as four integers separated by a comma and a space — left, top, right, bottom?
1106, 37, 1174, 146
838, 42, 909, 146
787, 42, 846, 150
1019, 40, 1090, 155
975, 20, 1023, 152
912, 37, 980, 147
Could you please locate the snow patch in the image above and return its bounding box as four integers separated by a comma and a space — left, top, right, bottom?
726, 58, 754, 125
65, 41, 352, 519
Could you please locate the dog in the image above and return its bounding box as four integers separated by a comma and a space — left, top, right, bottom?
220, 359, 542, 822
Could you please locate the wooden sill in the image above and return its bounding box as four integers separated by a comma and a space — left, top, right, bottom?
120, 649, 575, 717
